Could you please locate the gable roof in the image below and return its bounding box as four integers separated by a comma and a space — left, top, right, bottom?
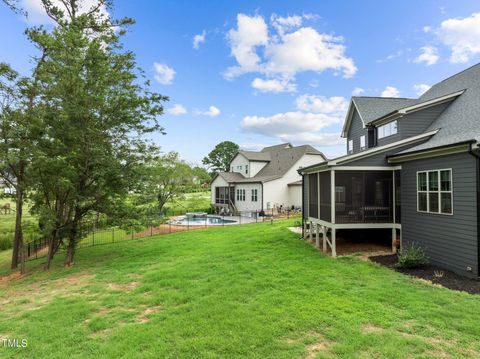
219, 144, 325, 184
237, 151, 271, 162
341, 97, 416, 137
394, 63, 480, 155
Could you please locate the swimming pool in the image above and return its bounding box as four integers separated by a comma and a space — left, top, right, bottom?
169, 215, 238, 226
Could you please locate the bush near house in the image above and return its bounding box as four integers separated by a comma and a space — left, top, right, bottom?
396, 242, 429, 269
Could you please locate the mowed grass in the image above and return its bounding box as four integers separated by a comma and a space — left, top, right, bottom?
1, 220, 480, 358
0, 198, 39, 250
164, 191, 211, 213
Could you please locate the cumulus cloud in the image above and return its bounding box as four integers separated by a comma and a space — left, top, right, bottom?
225, 13, 357, 91
21, 0, 109, 24
241, 111, 343, 146
295, 95, 348, 114
193, 30, 206, 49
153, 63, 175, 85
414, 46, 439, 66
413, 84, 431, 96
381, 86, 400, 98
352, 87, 365, 96
196, 106, 221, 117
251, 77, 296, 93
437, 12, 480, 63
167, 104, 187, 115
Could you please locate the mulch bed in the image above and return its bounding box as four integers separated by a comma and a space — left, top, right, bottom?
369, 254, 480, 295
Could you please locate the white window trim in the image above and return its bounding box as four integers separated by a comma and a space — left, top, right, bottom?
348, 139, 353, 154
378, 120, 398, 140
236, 188, 246, 201
416, 168, 453, 216
360, 135, 366, 151
251, 188, 258, 202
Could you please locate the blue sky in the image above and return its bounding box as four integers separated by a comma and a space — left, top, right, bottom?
1, 1, 480, 165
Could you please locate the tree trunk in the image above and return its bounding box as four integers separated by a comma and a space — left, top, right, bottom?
11, 178, 24, 269
45, 231, 56, 270
64, 225, 77, 267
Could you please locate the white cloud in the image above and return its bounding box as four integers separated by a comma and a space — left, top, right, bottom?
193, 30, 206, 49
241, 111, 342, 146
381, 86, 400, 98
153, 63, 175, 85
225, 13, 357, 90
352, 87, 365, 96
377, 50, 402, 63
437, 12, 480, 63
423, 26, 432, 33
251, 77, 296, 93
270, 14, 303, 34
225, 14, 269, 79
414, 46, 439, 66
295, 95, 348, 114
413, 84, 431, 96
167, 104, 187, 115
309, 79, 319, 88
21, 0, 109, 24
239, 142, 272, 151
196, 106, 221, 117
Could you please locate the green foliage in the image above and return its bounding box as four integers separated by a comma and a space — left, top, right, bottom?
0, 221, 479, 358
202, 141, 239, 173
396, 242, 429, 269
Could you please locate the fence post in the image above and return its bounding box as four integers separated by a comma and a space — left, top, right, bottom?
256, 211, 258, 223
150, 225, 153, 237
112, 228, 115, 243
93, 224, 95, 246
131, 226, 134, 240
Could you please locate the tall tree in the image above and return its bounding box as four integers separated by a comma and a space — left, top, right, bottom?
136, 152, 193, 215
202, 141, 239, 173
18, 0, 167, 267
0, 62, 43, 269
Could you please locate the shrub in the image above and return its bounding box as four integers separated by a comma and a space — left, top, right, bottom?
396, 242, 429, 269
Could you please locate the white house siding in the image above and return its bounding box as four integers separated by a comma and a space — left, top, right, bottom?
288, 185, 302, 207
210, 175, 230, 205
230, 154, 250, 176
263, 154, 324, 209
250, 161, 268, 177
234, 183, 262, 212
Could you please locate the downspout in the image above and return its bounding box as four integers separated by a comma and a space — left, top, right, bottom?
467, 143, 480, 277
301, 174, 305, 240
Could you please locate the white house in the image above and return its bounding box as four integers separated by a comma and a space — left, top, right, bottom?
210, 143, 325, 213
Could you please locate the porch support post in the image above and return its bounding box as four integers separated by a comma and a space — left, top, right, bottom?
331, 170, 336, 224
391, 228, 397, 253
302, 220, 307, 240
309, 221, 313, 242
392, 171, 396, 223
331, 227, 337, 257
315, 223, 320, 248
322, 226, 327, 252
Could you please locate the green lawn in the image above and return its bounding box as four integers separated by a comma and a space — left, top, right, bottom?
164, 191, 211, 214
1, 220, 480, 358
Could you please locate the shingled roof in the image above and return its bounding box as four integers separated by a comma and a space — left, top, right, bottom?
352, 97, 417, 124
214, 143, 325, 184
395, 63, 480, 154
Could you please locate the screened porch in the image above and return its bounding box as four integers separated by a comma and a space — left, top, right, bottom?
306, 169, 401, 225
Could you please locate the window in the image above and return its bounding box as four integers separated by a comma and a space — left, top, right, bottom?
417, 169, 452, 214
251, 189, 258, 202
377, 120, 398, 139
236, 188, 245, 201
245, 165, 248, 175
360, 135, 366, 150
348, 139, 353, 154
236, 165, 242, 171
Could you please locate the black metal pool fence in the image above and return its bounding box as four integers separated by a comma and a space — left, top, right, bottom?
22, 208, 301, 262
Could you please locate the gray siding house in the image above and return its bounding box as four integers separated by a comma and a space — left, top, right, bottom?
300, 63, 480, 277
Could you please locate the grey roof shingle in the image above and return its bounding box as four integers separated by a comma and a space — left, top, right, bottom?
395, 63, 480, 154
352, 97, 417, 124
216, 144, 325, 183
238, 151, 271, 161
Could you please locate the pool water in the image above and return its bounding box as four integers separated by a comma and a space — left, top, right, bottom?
170, 216, 237, 226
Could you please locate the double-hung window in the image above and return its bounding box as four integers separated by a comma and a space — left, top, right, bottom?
236, 189, 246, 201
251, 189, 258, 202
417, 169, 452, 214
348, 139, 353, 154
360, 135, 366, 150
378, 120, 398, 139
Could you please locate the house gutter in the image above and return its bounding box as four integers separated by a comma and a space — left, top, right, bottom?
467, 142, 480, 277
